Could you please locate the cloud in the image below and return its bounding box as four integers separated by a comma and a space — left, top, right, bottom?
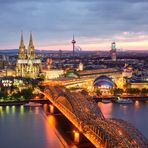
0, 0, 148, 50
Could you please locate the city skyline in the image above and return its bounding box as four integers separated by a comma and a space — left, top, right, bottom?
0, 0, 148, 50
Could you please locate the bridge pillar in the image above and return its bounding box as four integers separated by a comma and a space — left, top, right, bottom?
49, 104, 54, 114
73, 130, 80, 144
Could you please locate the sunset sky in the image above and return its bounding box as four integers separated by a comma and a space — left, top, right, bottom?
0, 0, 148, 50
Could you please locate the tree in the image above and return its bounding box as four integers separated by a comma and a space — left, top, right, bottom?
20, 88, 34, 100
141, 88, 148, 95
126, 88, 141, 95
113, 88, 123, 96
11, 92, 21, 100
96, 89, 102, 96
0, 92, 7, 100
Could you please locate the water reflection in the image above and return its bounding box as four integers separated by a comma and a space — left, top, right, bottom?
98, 101, 148, 138
47, 115, 56, 124
43, 104, 68, 148
119, 105, 128, 115
35, 107, 40, 114
0, 105, 65, 148
11, 106, 16, 114
0, 106, 3, 116
98, 102, 113, 118
6, 106, 10, 114
43, 104, 48, 112
134, 101, 140, 109
20, 105, 24, 115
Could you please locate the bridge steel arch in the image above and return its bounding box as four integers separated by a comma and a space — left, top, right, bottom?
37, 86, 148, 148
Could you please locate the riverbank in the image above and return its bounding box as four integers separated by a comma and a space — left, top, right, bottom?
0, 99, 49, 106
95, 96, 148, 102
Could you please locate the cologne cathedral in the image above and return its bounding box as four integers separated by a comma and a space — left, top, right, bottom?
16, 32, 42, 78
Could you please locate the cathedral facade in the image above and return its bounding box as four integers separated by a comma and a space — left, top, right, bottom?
16, 32, 42, 78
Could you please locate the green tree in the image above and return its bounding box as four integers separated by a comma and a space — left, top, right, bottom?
11, 92, 22, 100
20, 88, 34, 100
96, 89, 102, 97
141, 88, 148, 95
113, 88, 123, 96
126, 88, 141, 95
0, 92, 7, 100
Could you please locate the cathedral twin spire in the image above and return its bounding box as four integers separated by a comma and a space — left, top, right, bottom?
18, 32, 26, 59
18, 32, 35, 59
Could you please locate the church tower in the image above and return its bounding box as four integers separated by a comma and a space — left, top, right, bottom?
18, 32, 26, 59
16, 32, 42, 78
28, 32, 35, 59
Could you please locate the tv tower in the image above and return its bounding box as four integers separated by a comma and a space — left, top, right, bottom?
72, 34, 76, 64
111, 42, 117, 61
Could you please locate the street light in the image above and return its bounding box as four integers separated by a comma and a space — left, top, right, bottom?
2, 80, 13, 87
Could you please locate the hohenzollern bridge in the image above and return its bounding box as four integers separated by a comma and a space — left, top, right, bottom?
36, 85, 148, 148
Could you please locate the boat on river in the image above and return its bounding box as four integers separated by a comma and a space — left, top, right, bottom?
115, 97, 133, 104
24, 102, 42, 107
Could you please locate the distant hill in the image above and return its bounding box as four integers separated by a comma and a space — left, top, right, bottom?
0, 49, 56, 55
0, 49, 18, 54
0, 49, 148, 56
0, 49, 78, 55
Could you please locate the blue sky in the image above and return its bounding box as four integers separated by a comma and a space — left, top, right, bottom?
0, 0, 148, 50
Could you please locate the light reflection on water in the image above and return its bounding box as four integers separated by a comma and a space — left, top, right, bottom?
98, 103, 113, 118
12, 106, 16, 114
119, 104, 128, 115
134, 101, 140, 109
0, 105, 64, 148
0, 106, 3, 116
43, 104, 49, 112
98, 101, 148, 138
20, 105, 24, 115
6, 106, 10, 114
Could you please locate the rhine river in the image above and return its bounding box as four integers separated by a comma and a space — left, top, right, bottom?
98, 100, 148, 138
0, 105, 66, 148
0, 101, 148, 148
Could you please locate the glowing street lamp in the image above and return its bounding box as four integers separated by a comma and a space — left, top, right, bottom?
73, 130, 80, 143
49, 104, 54, 114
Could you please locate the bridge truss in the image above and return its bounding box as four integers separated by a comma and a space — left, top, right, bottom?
37, 85, 148, 148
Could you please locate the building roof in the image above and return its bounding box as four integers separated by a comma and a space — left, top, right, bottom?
93, 75, 115, 87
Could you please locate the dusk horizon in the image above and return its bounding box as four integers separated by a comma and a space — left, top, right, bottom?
0, 1, 148, 147
0, 0, 148, 50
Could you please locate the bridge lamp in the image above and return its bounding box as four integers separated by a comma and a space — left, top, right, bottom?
73, 130, 80, 144
49, 104, 54, 114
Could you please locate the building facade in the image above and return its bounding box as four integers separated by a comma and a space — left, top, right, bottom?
16, 32, 42, 78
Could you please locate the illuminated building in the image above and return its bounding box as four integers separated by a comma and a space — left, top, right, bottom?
65, 70, 80, 78
43, 69, 64, 79
93, 75, 116, 95
78, 62, 84, 71
16, 32, 42, 78
111, 42, 117, 61
46, 58, 53, 70
130, 82, 148, 90
122, 63, 133, 78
